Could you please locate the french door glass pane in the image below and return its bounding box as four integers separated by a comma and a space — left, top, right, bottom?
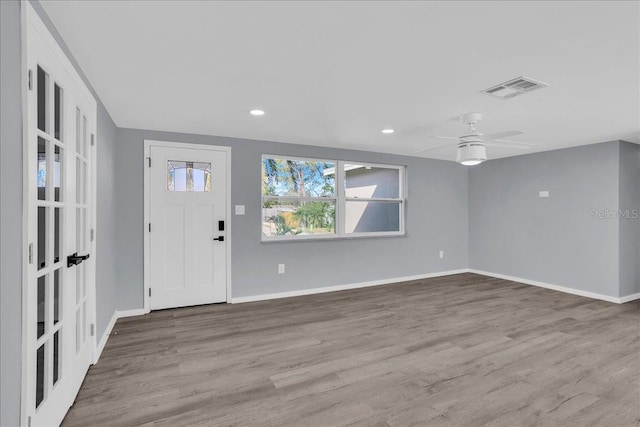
75, 309, 81, 353
82, 115, 87, 157
54, 145, 62, 201
36, 344, 45, 408
82, 162, 87, 204
38, 207, 47, 270
53, 269, 60, 325
53, 331, 60, 385
75, 158, 81, 203
345, 201, 401, 233
75, 260, 82, 304
54, 207, 60, 264
37, 66, 48, 133
38, 137, 47, 201
54, 83, 62, 141
75, 107, 81, 155
37, 276, 46, 339
82, 302, 87, 344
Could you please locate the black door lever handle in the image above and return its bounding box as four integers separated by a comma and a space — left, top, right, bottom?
67, 252, 90, 268
213, 236, 225, 242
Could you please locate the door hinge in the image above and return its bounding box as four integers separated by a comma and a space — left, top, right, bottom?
28, 416, 32, 427
147, 157, 151, 167
91, 134, 95, 146
148, 223, 151, 232
90, 228, 95, 242
90, 324, 95, 337
28, 70, 33, 91
149, 288, 151, 297
28, 243, 33, 264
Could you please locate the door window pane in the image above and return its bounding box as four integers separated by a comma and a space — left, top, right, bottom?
54, 145, 62, 201
38, 207, 47, 270
54, 83, 62, 141
37, 276, 46, 338
53, 269, 60, 325
262, 200, 335, 237
38, 137, 47, 201
344, 164, 400, 199
53, 331, 60, 385
167, 161, 211, 192
345, 201, 401, 234
37, 66, 48, 133
54, 208, 60, 264
36, 344, 45, 408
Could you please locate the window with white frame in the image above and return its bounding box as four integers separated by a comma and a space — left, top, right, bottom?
262, 156, 405, 240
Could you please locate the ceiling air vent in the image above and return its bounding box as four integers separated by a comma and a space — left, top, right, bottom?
481, 76, 549, 99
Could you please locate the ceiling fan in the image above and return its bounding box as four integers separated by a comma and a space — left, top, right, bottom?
416, 112, 533, 166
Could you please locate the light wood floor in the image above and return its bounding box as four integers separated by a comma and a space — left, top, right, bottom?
62, 273, 640, 427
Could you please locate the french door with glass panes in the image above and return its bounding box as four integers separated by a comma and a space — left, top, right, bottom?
23, 3, 97, 426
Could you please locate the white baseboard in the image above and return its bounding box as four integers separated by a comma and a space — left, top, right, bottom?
619, 292, 640, 303
469, 269, 636, 304
94, 308, 150, 363
230, 269, 470, 304
117, 308, 150, 318
95, 310, 118, 363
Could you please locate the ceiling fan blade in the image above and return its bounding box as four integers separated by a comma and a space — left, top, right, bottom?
485, 130, 523, 141
430, 135, 459, 141
486, 140, 532, 149
414, 143, 455, 153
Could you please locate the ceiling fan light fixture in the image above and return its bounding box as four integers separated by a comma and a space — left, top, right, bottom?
456, 142, 487, 166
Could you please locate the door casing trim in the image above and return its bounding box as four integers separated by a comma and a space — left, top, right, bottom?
143, 139, 232, 312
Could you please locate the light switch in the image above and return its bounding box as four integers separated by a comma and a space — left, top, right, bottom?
539, 191, 549, 198
235, 205, 245, 215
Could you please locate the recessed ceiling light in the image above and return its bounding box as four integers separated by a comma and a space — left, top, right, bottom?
250, 109, 265, 116
381, 129, 394, 134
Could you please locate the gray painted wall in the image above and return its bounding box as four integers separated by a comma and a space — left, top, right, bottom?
95, 103, 119, 337
618, 141, 640, 296
116, 128, 469, 306
1, 1, 25, 425
469, 142, 621, 298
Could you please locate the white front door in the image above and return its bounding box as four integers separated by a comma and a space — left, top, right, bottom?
24, 3, 97, 426
147, 143, 229, 310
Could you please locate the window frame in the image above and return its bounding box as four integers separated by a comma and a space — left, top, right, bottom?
261, 155, 406, 242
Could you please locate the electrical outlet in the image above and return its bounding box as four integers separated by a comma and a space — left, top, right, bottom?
278, 264, 285, 274
539, 191, 549, 198
439, 250, 444, 259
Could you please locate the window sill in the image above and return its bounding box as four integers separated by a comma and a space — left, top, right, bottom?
261, 232, 407, 243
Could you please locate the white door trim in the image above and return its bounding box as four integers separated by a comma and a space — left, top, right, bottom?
143, 140, 232, 312
21, 2, 98, 425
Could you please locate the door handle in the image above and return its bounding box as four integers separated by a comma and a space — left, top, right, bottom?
67, 252, 90, 268
213, 236, 225, 242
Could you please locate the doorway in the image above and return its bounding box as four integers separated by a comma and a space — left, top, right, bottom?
144, 141, 231, 310
22, 3, 97, 426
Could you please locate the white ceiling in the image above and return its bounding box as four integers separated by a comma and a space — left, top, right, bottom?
41, 0, 640, 161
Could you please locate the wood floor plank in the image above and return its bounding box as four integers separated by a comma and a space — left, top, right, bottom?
62, 273, 640, 426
